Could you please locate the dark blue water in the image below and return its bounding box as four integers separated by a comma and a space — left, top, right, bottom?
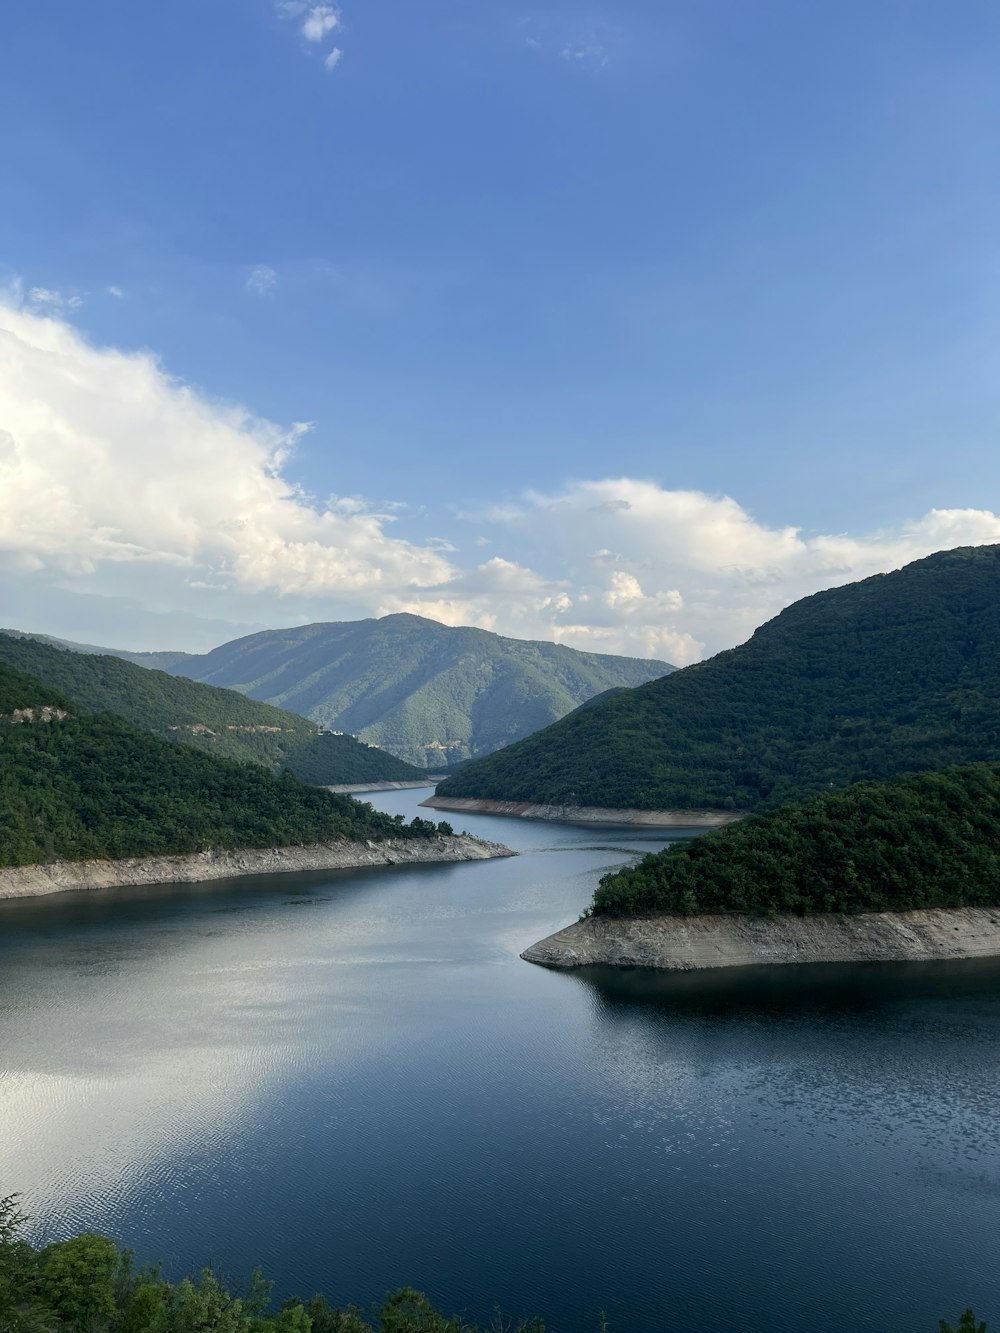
2, 790, 999, 1333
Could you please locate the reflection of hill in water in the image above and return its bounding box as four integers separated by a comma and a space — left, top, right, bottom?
573, 956, 1000, 1019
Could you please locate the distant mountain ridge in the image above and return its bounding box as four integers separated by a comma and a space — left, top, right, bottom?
149, 614, 673, 768
435, 545, 1000, 812
0, 633, 424, 785
0, 628, 195, 674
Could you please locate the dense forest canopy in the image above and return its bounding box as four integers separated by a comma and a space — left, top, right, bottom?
438, 546, 1000, 812
0, 635, 423, 785
592, 763, 1000, 918
0, 663, 449, 867
147, 613, 673, 768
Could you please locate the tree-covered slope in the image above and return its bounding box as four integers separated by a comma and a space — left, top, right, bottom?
0, 634, 423, 785
0, 663, 446, 867
0, 628, 194, 673
437, 545, 1000, 811
592, 763, 1000, 918
162, 614, 673, 767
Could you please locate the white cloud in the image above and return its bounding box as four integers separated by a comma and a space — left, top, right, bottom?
107, 286, 125, 299
0, 298, 455, 632
27, 287, 84, 312
448, 480, 1000, 662
559, 36, 609, 69
520, 18, 617, 71
3, 295, 999, 662
276, 2, 345, 70
245, 265, 278, 297
302, 4, 339, 41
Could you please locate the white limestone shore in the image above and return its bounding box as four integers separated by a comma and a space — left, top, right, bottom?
522, 908, 1000, 971
421, 795, 740, 828
326, 780, 437, 794
0, 834, 513, 902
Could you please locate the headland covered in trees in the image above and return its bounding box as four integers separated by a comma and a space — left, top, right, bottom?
0, 660, 509, 900
522, 763, 1000, 970
431, 545, 1000, 816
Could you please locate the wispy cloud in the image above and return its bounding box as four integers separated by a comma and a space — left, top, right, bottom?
277, 1, 344, 72
106, 285, 125, 299
520, 16, 618, 72
559, 34, 610, 69
27, 287, 83, 312
245, 265, 278, 297
301, 5, 339, 42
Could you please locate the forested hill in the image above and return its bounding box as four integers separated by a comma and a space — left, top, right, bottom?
153, 614, 673, 768
592, 763, 1000, 918
0, 662, 447, 867
436, 545, 1000, 812
0, 634, 423, 786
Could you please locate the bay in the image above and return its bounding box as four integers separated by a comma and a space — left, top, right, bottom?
1, 790, 999, 1333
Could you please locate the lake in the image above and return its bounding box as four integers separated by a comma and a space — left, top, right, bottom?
2, 789, 999, 1333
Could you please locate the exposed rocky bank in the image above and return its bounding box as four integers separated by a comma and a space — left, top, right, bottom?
0, 835, 513, 902
326, 780, 438, 794
422, 795, 740, 828
522, 908, 1000, 971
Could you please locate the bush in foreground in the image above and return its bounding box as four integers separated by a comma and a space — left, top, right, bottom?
0, 1197, 984, 1333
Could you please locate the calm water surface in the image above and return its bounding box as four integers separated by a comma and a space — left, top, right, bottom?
2, 790, 999, 1333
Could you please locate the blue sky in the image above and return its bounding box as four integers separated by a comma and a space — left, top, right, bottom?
2, 0, 1000, 660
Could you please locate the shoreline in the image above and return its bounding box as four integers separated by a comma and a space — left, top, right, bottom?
326, 779, 438, 794
0, 834, 514, 903
522, 907, 1000, 971
421, 795, 740, 828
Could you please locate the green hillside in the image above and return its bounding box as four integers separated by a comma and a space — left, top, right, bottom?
160, 613, 673, 767
592, 763, 1000, 918
0, 628, 194, 674
0, 663, 446, 867
437, 545, 1000, 811
0, 634, 423, 786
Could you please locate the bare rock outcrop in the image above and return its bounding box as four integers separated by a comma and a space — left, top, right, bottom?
0, 834, 513, 902
522, 908, 1000, 971
422, 795, 739, 828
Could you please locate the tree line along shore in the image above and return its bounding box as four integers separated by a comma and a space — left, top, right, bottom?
0, 1196, 984, 1333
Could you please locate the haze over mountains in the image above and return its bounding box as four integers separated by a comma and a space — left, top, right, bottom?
435, 545, 1000, 814
136, 615, 674, 768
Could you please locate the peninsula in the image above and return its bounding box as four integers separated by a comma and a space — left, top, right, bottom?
0, 833, 512, 902
522, 762, 1000, 972
0, 659, 511, 901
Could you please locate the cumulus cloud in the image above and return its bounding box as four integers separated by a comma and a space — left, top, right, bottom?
245, 265, 278, 297
3, 296, 999, 661
439, 480, 1000, 662
301, 4, 339, 41
277, 1, 343, 70
0, 298, 454, 635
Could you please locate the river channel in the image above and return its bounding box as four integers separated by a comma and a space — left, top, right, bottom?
1, 790, 999, 1332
